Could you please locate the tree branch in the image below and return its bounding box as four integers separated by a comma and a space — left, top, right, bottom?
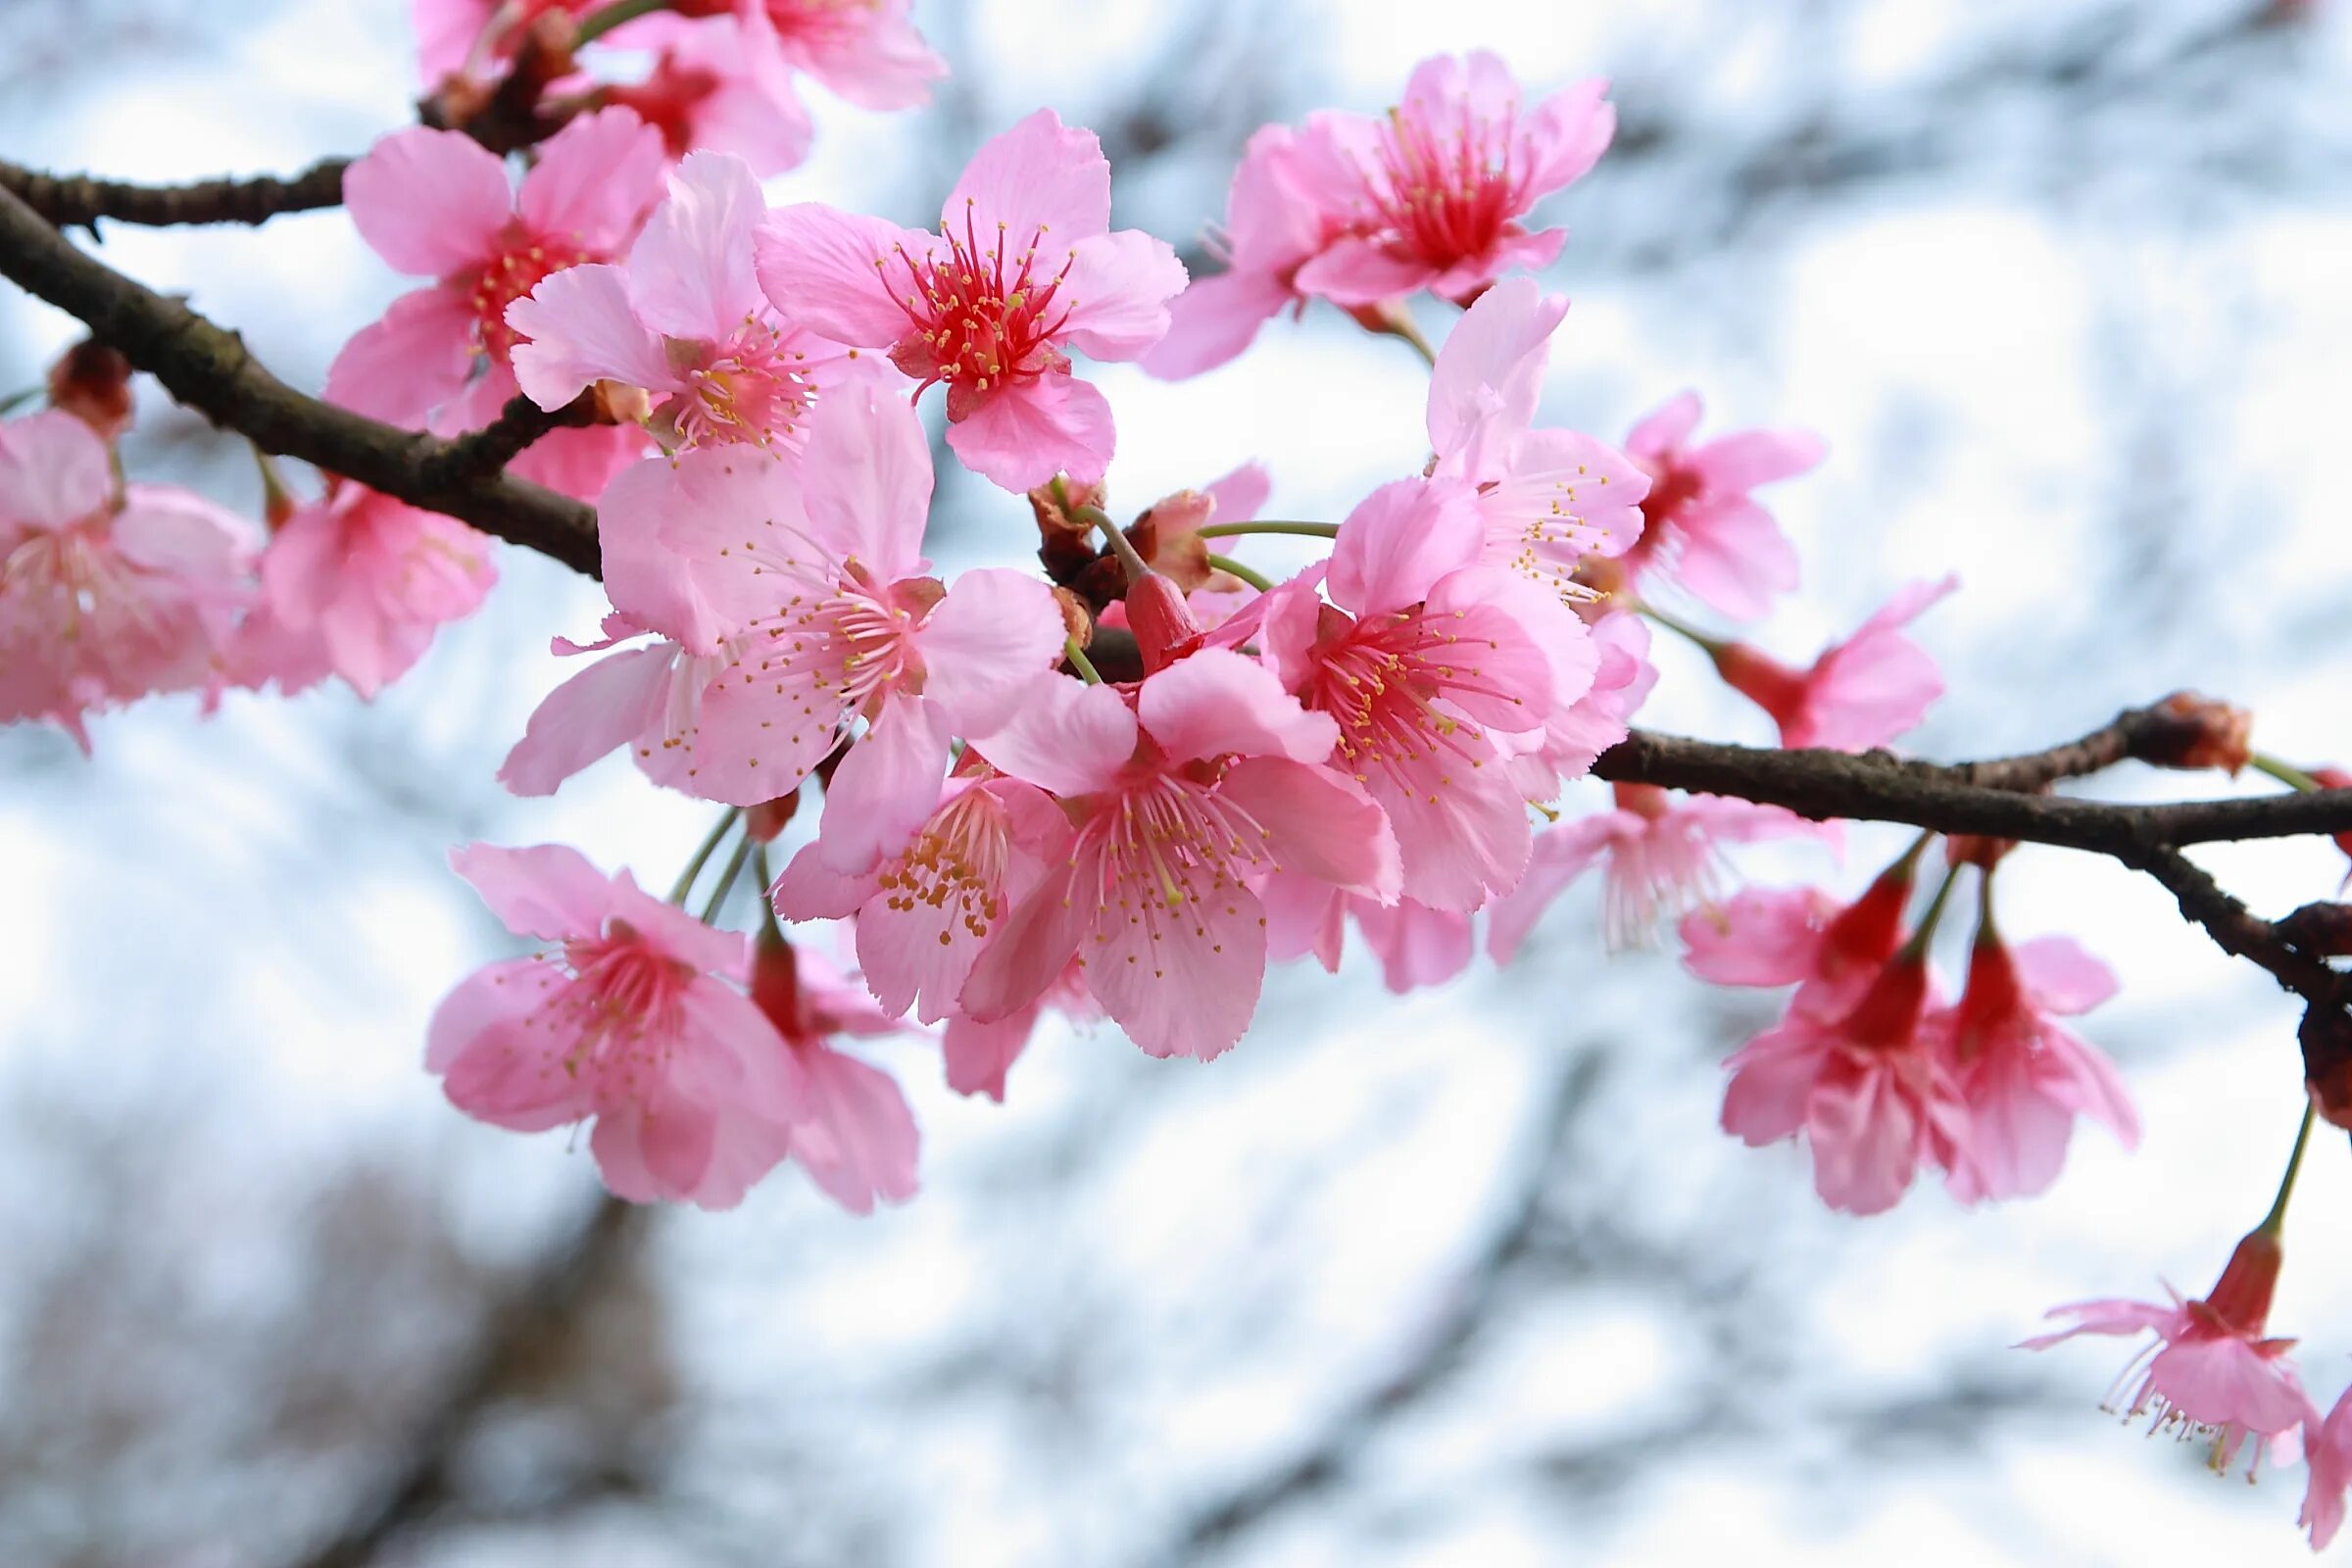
0, 172, 601, 576
0, 157, 350, 228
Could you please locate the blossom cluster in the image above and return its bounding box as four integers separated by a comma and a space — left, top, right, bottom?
13, 7, 2352, 1548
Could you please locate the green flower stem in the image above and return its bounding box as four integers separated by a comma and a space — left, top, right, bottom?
2250, 752, 2328, 794
1206, 553, 1275, 592
666, 807, 741, 906
697, 830, 755, 926
2259, 1101, 2318, 1238
1895, 861, 1967, 963
1065, 637, 1103, 685
1633, 599, 1728, 658
1193, 520, 1340, 541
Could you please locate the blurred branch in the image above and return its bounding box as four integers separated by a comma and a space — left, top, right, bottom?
420, 391, 596, 489
0, 172, 602, 574
0, 156, 348, 227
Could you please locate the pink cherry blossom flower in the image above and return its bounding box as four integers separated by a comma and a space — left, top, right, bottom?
2301, 1386, 2352, 1549
508, 151, 858, 455
1263, 872, 1474, 995
498, 613, 725, 797
427, 842, 807, 1209
1936, 929, 2139, 1203
1486, 784, 1828, 957
601, 16, 815, 176
1618, 390, 1824, 621
1293, 52, 1614, 307
1426, 278, 1650, 597
1503, 608, 1655, 800
325, 107, 666, 498
1680, 851, 1919, 1001
1247, 476, 1592, 909
615, 388, 1067, 867
771, 769, 1073, 1025
960, 650, 1401, 1060
233, 481, 496, 700
1713, 575, 1959, 751
1719, 948, 1968, 1215
1140, 123, 1363, 379
692, 0, 946, 120
0, 410, 255, 749
748, 929, 919, 1213
2022, 1229, 2307, 1474
754, 109, 1187, 491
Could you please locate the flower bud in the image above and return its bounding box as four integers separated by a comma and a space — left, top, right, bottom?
2200, 1229, 2284, 1336
750, 922, 808, 1045
47, 338, 133, 442
1125, 570, 1202, 673
2132, 691, 2252, 774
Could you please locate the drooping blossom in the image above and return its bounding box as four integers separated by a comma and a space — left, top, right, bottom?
1244, 476, 1592, 909
960, 650, 1401, 1060
1140, 124, 1363, 379
1486, 784, 1828, 957
426, 842, 806, 1209
755, 109, 1187, 491
771, 770, 1072, 1025
325, 107, 665, 498
1292, 52, 1614, 307
2301, 1386, 2352, 1549
0, 410, 255, 749
1616, 390, 1824, 621
1681, 849, 1920, 1003
233, 481, 496, 700
1426, 278, 1649, 598
2022, 1229, 2307, 1474
508, 151, 858, 455
748, 928, 919, 1213
1936, 925, 2139, 1203
1712, 575, 1958, 752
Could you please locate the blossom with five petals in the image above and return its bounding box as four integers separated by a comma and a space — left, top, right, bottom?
1618, 390, 1823, 621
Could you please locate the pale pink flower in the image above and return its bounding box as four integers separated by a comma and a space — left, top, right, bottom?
748, 929, 919, 1213
941, 960, 1096, 1102
1247, 476, 1592, 909
2022, 1230, 2307, 1473
770, 770, 1073, 1025
0, 411, 255, 749
1426, 278, 1649, 596
427, 842, 806, 1209
1486, 784, 1827, 957
325, 108, 665, 498
1140, 123, 1363, 379
754, 109, 1187, 491
1619, 390, 1823, 621
960, 650, 1401, 1060
233, 481, 495, 700
1263, 873, 1474, 995
507, 151, 858, 455
1936, 930, 2138, 1203
1503, 608, 1655, 800
2301, 1386, 2352, 1549
1714, 575, 1958, 751
1719, 949, 1968, 1216
1293, 52, 1613, 307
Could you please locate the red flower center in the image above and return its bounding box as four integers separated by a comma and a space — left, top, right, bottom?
1367, 100, 1526, 271
881, 200, 1075, 413
469, 231, 591, 365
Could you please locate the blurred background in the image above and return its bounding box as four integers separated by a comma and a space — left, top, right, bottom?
7, 1, 2352, 1562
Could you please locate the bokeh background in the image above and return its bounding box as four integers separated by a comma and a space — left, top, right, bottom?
8, 1, 2352, 1563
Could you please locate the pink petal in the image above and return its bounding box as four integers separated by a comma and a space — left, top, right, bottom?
627, 149, 768, 341
1375, 762, 1533, 912
448, 841, 615, 940
516, 106, 666, 251
1522, 76, 1615, 191
813, 695, 954, 873
498, 642, 679, 797
1088, 871, 1267, 1060
670, 656, 840, 807
1625, 390, 1703, 460
797, 383, 932, 583
1681, 886, 1835, 987
323, 285, 478, 424
506, 263, 677, 410
345, 126, 511, 276
0, 410, 111, 530
424, 956, 546, 1075
1806, 1055, 1924, 1215
1689, 428, 1827, 492
2149, 1337, 2307, 1436
790, 1042, 920, 1213
2011, 935, 2120, 1015
944, 108, 1110, 242
946, 373, 1115, 492
1486, 814, 1627, 963
1057, 228, 1187, 362
960, 857, 1093, 1028
1328, 476, 1486, 616
605, 447, 798, 654
1719, 1022, 1828, 1147
1427, 275, 1567, 463
1203, 461, 1273, 527
2015, 1297, 2180, 1350
943, 1004, 1039, 1102
1137, 646, 1338, 765
1217, 757, 1402, 901
1138, 270, 1293, 381
1353, 898, 1476, 993
754, 205, 929, 347
1293, 236, 1434, 308
915, 567, 1065, 735
435, 971, 597, 1132
1657, 496, 1799, 621
969, 673, 1136, 797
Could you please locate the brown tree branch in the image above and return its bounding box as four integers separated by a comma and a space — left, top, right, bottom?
0, 158, 350, 228
0, 172, 602, 576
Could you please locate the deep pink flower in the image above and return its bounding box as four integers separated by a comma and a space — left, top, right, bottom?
1246, 476, 1592, 909
960, 650, 1401, 1060
508, 151, 858, 454
620, 388, 1067, 861
771, 770, 1073, 1025
1936, 930, 2139, 1203
2022, 1230, 2307, 1473
1713, 575, 1959, 751
1719, 949, 1968, 1215
2301, 1386, 2352, 1548
748, 928, 919, 1214
1140, 123, 1363, 379
754, 109, 1187, 491
1487, 784, 1827, 957
427, 842, 806, 1209
1426, 278, 1649, 596
1619, 390, 1823, 621
325, 108, 665, 498
233, 481, 495, 700
1293, 52, 1613, 307
0, 411, 255, 749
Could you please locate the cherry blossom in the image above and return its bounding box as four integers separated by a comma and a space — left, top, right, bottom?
1263, 873, 1476, 995
507, 150, 858, 455
0, 410, 256, 749
427, 842, 807, 1209
2022, 1229, 2307, 1473
960, 651, 1401, 1060
1617, 390, 1824, 621
325, 107, 665, 498
2301, 1386, 2352, 1549
601, 16, 815, 176
233, 481, 495, 700
1294, 52, 1614, 307
1713, 576, 1959, 751
748, 928, 919, 1213
683, 0, 947, 134
1681, 853, 1918, 1001
754, 108, 1187, 490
